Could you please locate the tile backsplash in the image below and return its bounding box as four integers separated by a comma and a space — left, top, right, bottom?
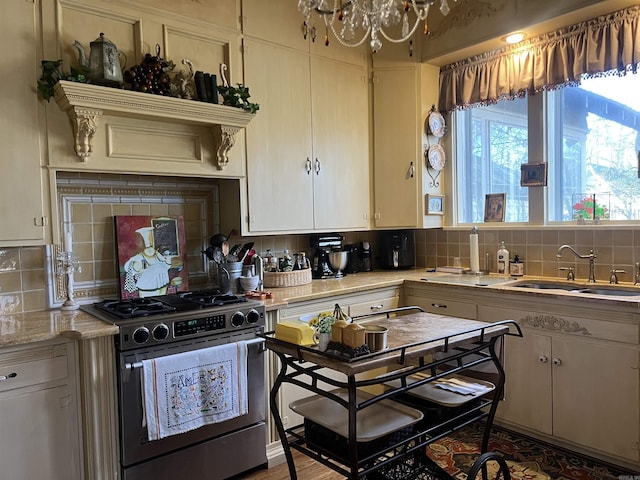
417, 227, 640, 283
0, 247, 48, 313
1, 172, 638, 314
0, 173, 372, 313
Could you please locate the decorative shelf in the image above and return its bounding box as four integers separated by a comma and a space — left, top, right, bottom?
53, 80, 255, 169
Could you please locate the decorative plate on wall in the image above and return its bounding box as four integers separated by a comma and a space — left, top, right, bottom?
427, 110, 446, 138
427, 144, 447, 171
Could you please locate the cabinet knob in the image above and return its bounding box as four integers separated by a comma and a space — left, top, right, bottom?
539, 355, 548, 363
553, 358, 562, 366
0, 372, 18, 381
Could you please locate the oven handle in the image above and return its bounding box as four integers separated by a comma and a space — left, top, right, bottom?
123, 337, 266, 370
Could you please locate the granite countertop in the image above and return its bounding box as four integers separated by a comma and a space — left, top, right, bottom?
410, 271, 640, 308
261, 269, 417, 310
0, 309, 119, 348
3, 268, 639, 348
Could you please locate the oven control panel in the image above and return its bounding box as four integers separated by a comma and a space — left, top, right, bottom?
174, 315, 226, 337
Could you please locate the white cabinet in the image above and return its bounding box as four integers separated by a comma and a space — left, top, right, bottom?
403, 282, 477, 319
0, 0, 49, 246
372, 63, 442, 229
242, 1, 370, 234
0, 340, 82, 479
478, 301, 640, 464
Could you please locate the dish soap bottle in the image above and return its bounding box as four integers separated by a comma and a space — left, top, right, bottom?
497, 241, 509, 275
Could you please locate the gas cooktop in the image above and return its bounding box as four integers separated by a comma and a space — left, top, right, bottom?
88, 289, 248, 321
82, 290, 265, 351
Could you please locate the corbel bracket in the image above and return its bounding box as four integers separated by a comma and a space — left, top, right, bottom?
70, 107, 102, 161
213, 124, 241, 170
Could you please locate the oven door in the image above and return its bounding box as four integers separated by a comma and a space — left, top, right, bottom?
117, 330, 266, 468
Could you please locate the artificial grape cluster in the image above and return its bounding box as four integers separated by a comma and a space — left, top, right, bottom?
326, 341, 371, 359
123, 49, 174, 96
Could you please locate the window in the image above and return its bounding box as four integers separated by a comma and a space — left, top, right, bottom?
454, 73, 640, 224
455, 96, 529, 223
548, 74, 640, 222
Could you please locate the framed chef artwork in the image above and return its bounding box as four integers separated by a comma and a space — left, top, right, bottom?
114, 215, 189, 299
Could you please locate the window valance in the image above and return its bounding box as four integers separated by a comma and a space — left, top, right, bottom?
438, 5, 640, 113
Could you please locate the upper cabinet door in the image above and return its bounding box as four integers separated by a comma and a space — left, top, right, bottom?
243, 39, 315, 232
242, 0, 368, 65
311, 56, 370, 230
0, 0, 48, 245
242, 0, 309, 51
372, 67, 420, 228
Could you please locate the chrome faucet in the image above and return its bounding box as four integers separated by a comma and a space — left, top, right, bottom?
556, 245, 597, 282
609, 268, 626, 284
558, 266, 575, 281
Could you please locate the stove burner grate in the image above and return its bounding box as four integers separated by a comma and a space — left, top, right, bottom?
178, 290, 248, 307
94, 298, 177, 319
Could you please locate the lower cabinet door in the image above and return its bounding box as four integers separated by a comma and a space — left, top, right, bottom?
552, 337, 640, 462
497, 330, 553, 434
0, 384, 81, 480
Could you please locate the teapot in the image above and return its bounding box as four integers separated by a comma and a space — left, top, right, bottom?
73, 33, 126, 87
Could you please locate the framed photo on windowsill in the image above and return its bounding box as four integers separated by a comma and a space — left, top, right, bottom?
484, 193, 506, 222
426, 194, 444, 215
520, 162, 548, 187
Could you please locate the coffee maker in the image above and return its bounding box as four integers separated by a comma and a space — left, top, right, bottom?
360, 241, 372, 272
378, 230, 415, 269
310, 233, 343, 279
343, 244, 361, 274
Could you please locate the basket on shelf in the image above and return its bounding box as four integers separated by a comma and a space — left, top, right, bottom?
263, 269, 312, 288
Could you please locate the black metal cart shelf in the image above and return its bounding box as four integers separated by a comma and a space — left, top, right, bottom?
260, 307, 523, 480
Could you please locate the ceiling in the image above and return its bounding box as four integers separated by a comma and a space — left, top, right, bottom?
422, 0, 640, 66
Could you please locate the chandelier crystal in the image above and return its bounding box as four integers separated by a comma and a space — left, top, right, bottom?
298, 0, 456, 52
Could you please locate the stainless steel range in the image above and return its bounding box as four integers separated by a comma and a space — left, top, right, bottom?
82, 290, 268, 480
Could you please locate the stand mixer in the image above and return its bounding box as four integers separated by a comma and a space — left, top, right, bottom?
310, 233, 344, 279
328, 251, 348, 279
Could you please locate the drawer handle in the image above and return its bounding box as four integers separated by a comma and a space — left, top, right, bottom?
431, 303, 447, 309
370, 305, 384, 311
0, 372, 17, 381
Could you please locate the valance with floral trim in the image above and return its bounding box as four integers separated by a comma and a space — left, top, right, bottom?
438, 5, 640, 113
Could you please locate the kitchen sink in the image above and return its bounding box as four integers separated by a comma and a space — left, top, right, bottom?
508, 281, 580, 291
577, 287, 640, 296
506, 280, 640, 297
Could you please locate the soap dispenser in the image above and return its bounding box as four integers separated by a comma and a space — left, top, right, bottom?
510, 255, 524, 276
497, 241, 509, 275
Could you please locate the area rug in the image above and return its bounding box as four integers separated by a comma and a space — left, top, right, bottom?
426, 422, 638, 480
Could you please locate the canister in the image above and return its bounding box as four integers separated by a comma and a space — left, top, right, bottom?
342, 323, 365, 348
364, 325, 388, 351
331, 319, 349, 343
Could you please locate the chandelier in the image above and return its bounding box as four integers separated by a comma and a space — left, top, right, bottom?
297, 0, 456, 52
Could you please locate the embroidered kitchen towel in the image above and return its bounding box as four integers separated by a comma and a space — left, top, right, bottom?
142, 341, 248, 441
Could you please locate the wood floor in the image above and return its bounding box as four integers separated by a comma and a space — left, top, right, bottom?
239, 452, 344, 479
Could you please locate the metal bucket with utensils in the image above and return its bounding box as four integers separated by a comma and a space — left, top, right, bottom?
218, 261, 243, 294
